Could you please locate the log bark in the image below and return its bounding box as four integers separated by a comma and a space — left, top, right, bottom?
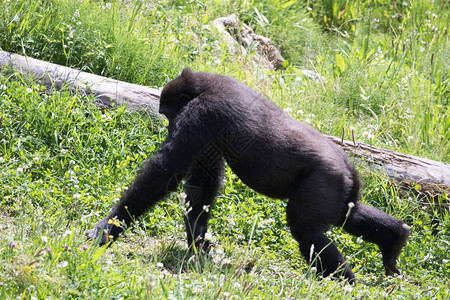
1, 50, 449, 202
327, 135, 449, 203
0, 50, 161, 117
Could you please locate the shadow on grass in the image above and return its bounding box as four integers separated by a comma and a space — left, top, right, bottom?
123, 240, 257, 276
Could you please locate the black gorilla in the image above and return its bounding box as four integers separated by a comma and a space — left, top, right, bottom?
88, 68, 410, 283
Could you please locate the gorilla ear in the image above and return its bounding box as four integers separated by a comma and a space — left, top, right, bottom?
180, 93, 192, 103
181, 68, 194, 78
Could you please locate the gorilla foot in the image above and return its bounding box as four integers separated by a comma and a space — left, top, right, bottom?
382, 223, 411, 276
318, 262, 356, 285
190, 238, 212, 254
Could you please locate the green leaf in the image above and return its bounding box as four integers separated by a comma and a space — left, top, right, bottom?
281, 0, 296, 9
91, 244, 108, 263
336, 53, 346, 73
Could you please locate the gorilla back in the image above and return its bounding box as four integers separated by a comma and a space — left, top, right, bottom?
89, 68, 410, 284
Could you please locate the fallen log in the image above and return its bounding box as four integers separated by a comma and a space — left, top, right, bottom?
328, 135, 449, 204
1, 50, 449, 203
0, 50, 161, 116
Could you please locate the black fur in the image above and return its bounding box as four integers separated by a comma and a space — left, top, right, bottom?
88, 68, 410, 284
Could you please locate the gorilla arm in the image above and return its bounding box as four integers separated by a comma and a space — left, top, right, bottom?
86, 154, 183, 246
87, 101, 218, 245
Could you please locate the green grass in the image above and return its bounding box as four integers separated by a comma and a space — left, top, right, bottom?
0, 0, 449, 298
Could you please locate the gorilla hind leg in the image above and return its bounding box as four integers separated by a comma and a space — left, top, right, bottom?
286, 198, 356, 284
343, 202, 410, 275
297, 231, 356, 284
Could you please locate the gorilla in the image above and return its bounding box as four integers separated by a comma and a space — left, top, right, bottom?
88, 68, 410, 284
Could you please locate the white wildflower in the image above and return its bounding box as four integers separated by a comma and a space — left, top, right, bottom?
192, 285, 202, 294
101, 114, 112, 122
58, 261, 69, 268
259, 218, 275, 227
360, 93, 369, 101
301, 69, 325, 82
180, 192, 187, 202
284, 107, 293, 114
214, 248, 224, 257
12, 13, 20, 23
41, 236, 49, 243
185, 206, 192, 214
346, 202, 355, 218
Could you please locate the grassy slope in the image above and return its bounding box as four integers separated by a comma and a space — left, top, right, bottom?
0, 0, 449, 298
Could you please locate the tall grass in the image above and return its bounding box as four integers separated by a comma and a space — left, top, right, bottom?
160, 0, 449, 160
1, 70, 449, 298
0, 0, 449, 298
1, 0, 187, 86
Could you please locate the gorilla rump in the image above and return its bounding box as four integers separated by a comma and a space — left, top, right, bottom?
88, 68, 410, 284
